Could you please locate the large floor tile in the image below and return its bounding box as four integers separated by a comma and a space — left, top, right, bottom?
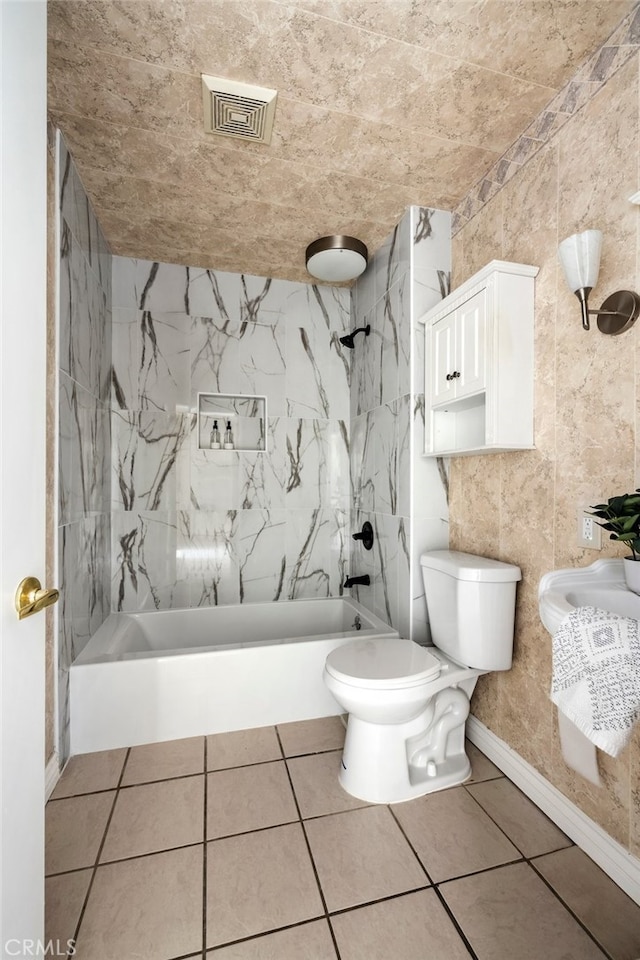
207, 919, 338, 959
207, 761, 298, 839
51, 749, 128, 799
45, 869, 92, 949
206, 823, 324, 946
207, 726, 282, 770
277, 716, 345, 757
331, 888, 471, 960
534, 846, 640, 960
101, 775, 204, 862
392, 785, 521, 882
287, 750, 369, 819
45, 792, 114, 875
441, 861, 608, 960
304, 806, 428, 912
74, 846, 203, 960
466, 778, 571, 857
122, 736, 204, 784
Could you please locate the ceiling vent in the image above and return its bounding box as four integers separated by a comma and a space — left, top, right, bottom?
201, 75, 278, 144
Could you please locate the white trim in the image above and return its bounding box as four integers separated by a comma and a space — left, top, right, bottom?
629, 190, 640, 205
52, 128, 62, 764
467, 716, 640, 906
44, 753, 60, 803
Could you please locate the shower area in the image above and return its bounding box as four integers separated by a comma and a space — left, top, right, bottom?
55, 131, 451, 762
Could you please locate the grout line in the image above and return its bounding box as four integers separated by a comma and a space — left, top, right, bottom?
465, 772, 505, 784
431, 883, 480, 960
49, 768, 205, 801
302, 803, 371, 821
460, 782, 532, 860
527, 843, 576, 860
49, 748, 347, 801
461, 779, 575, 863
48, 837, 213, 875
206, 917, 331, 954
67, 747, 130, 957
528, 858, 617, 960
387, 804, 434, 883
432, 855, 527, 886
276, 727, 343, 960
326, 882, 432, 918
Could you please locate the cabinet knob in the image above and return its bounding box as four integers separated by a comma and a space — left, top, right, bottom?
446, 372, 453, 381
453, 370, 461, 378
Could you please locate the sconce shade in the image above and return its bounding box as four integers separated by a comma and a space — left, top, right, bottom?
558, 230, 602, 293
305, 235, 368, 282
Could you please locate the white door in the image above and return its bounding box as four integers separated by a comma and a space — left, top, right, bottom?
1, 0, 48, 947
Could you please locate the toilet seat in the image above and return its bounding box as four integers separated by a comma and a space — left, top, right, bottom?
325, 637, 441, 690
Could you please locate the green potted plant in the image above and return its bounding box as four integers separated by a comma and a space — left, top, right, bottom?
589, 490, 640, 593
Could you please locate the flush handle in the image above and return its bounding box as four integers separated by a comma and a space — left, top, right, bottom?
15, 577, 59, 620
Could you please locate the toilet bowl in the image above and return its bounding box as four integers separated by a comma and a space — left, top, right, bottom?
324, 550, 521, 803
324, 638, 481, 803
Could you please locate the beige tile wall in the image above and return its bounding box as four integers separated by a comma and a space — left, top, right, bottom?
450, 53, 640, 856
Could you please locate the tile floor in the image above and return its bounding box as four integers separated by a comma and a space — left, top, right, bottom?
45, 716, 640, 960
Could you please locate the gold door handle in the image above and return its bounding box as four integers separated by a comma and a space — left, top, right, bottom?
15, 577, 59, 620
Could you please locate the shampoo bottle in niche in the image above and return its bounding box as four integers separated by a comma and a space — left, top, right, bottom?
210, 419, 221, 449
224, 420, 234, 449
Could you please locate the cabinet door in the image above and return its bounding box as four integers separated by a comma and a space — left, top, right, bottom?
429, 310, 456, 406
456, 290, 486, 398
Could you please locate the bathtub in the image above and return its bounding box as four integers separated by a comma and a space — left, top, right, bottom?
69, 597, 398, 754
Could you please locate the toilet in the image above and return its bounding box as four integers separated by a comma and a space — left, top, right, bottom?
323, 550, 521, 803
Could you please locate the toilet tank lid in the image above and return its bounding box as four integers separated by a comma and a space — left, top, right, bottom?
420, 550, 522, 583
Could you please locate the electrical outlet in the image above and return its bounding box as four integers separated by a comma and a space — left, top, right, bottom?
577, 509, 602, 549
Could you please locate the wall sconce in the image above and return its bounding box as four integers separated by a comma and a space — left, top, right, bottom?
558, 229, 640, 334
306, 235, 368, 283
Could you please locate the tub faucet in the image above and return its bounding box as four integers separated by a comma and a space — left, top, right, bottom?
344, 574, 370, 588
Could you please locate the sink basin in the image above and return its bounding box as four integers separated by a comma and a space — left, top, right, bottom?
538, 558, 640, 636
538, 557, 640, 787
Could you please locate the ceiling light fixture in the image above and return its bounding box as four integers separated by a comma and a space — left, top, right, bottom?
305, 236, 368, 283
558, 229, 640, 334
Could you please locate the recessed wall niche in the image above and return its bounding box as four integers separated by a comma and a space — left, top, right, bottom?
197, 393, 267, 451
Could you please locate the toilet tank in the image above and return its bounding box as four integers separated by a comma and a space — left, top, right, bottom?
420, 550, 522, 671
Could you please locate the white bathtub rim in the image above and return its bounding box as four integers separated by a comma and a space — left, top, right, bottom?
73, 595, 393, 665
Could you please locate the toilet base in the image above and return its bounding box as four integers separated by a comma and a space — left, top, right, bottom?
338, 688, 472, 804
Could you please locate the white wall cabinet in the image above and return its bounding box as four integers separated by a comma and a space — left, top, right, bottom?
421, 260, 539, 456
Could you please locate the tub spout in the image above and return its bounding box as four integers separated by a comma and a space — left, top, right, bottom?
344, 575, 370, 588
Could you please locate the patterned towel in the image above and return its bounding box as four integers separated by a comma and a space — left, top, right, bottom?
550, 605, 640, 757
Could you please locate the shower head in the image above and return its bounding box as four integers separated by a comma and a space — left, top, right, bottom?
339, 324, 370, 349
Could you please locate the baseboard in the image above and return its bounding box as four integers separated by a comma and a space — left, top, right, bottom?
466, 716, 640, 906
45, 752, 60, 802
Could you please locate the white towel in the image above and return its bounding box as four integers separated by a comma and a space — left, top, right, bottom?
550, 605, 640, 757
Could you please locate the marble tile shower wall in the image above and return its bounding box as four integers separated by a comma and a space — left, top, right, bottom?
111, 258, 351, 611
409, 207, 452, 645
57, 133, 112, 760
349, 206, 451, 641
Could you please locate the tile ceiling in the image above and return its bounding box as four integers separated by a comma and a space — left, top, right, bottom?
48, 0, 634, 284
